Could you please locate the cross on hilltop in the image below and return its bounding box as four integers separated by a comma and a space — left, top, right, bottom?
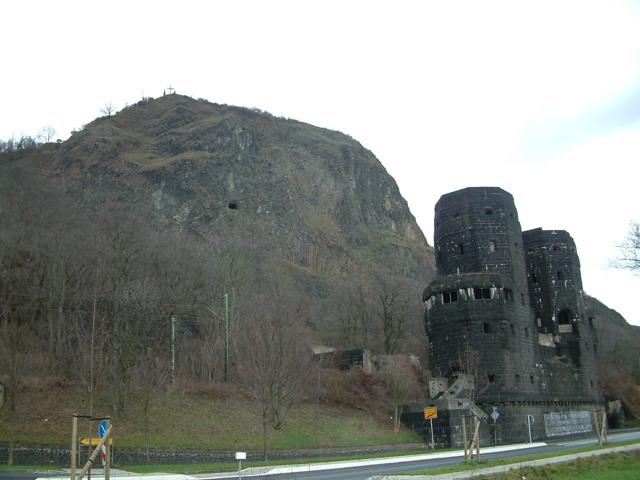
164, 86, 176, 95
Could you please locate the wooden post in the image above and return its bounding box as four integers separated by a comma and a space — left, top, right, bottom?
462, 416, 469, 461
601, 412, 607, 444
593, 410, 603, 444
104, 419, 111, 480
70, 415, 78, 480
475, 417, 481, 463
77, 425, 112, 480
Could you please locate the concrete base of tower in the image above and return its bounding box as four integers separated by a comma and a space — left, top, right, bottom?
401, 401, 604, 448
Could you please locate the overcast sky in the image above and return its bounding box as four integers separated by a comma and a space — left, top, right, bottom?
2, 1, 639, 324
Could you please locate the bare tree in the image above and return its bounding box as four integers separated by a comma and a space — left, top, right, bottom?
236, 290, 312, 460
615, 221, 640, 272
133, 349, 168, 462
333, 281, 374, 349
37, 126, 56, 143
373, 274, 411, 354
100, 102, 115, 117
0, 307, 49, 464
377, 356, 423, 432
457, 333, 489, 403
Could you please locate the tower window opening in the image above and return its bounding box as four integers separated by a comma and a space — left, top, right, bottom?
530, 374, 535, 384
515, 374, 521, 384
531, 272, 537, 284
474, 287, 491, 300
483, 322, 491, 333
557, 271, 564, 281
558, 309, 573, 333
484, 207, 494, 215
228, 201, 238, 210
524, 327, 529, 337
458, 243, 464, 255
488, 240, 496, 252
510, 324, 515, 335
453, 212, 460, 218
488, 373, 496, 383
558, 309, 572, 324
443, 291, 458, 304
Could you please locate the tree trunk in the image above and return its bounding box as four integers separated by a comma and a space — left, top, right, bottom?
262, 405, 269, 461
144, 399, 150, 463
7, 391, 16, 465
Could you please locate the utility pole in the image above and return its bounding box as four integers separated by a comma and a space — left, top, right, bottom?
171, 315, 177, 384
224, 293, 229, 382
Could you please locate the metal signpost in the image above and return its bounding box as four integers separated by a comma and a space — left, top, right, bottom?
490, 406, 499, 445
235, 452, 246, 479
525, 414, 535, 443
98, 420, 107, 466
423, 406, 437, 450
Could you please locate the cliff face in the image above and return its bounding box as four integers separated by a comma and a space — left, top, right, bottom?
584, 295, 640, 361
46, 94, 434, 283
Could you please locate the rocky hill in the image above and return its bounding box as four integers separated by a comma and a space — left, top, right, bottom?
47, 95, 433, 281
2, 93, 638, 374
2, 94, 640, 459
0, 94, 435, 357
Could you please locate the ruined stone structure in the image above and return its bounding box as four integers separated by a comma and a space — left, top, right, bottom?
404, 187, 602, 446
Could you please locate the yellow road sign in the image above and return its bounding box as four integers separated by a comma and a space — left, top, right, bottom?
80, 438, 113, 446
424, 406, 437, 420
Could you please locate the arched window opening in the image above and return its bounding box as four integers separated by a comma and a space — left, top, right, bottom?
484, 207, 494, 215
558, 309, 573, 333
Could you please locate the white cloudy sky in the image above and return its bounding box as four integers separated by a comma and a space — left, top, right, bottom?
2, 1, 639, 324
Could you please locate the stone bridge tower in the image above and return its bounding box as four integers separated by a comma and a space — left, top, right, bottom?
414, 186, 602, 445
523, 228, 599, 400
424, 187, 539, 402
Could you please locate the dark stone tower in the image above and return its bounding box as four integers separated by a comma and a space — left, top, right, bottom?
523, 228, 599, 401
420, 187, 602, 444
425, 187, 538, 402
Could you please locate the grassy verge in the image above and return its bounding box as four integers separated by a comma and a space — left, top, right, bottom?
406, 440, 640, 476
475, 450, 640, 480
0, 465, 64, 472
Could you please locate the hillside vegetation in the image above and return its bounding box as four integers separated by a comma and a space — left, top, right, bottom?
1, 94, 639, 463
0, 95, 432, 462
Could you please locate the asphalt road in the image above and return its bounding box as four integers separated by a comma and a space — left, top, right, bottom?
3, 430, 639, 480
202, 430, 640, 480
